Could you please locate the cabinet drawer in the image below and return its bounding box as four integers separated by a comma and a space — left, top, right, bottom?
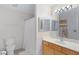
62, 47, 79, 55
42, 40, 49, 46
49, 43, 61, 51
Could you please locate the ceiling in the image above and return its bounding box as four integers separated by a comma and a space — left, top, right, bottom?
0, 4, 35, 16
0, 4, 78, 17
51, 4, 79, 11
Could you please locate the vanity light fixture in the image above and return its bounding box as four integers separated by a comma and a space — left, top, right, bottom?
54, 5, 73, 15
67, 5, 72, 10
55, 10, 57, 13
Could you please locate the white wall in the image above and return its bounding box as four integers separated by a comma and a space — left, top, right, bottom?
37, 4, 52, 17
23, 17, 36, 55
0, 6, 32, 50
36, 4, 55, 54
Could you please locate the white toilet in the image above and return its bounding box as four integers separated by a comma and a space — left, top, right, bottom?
5, 38, 15, 55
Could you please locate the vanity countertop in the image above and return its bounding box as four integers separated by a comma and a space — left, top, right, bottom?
39, 33, 79, 52
43, 36, 79, 52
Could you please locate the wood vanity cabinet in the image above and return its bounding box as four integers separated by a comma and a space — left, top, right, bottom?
42, 41, 54, 55
42, 40, 79, 55
49, 42, 65, 55
62, 47, 79, 55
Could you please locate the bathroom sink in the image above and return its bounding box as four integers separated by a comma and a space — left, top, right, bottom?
54, 39, 65, 44
54, 38, 66, 44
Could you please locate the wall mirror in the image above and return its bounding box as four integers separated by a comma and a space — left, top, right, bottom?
38, 17, 58, 32
38, 17, 50, 32
58, 6, 79, 41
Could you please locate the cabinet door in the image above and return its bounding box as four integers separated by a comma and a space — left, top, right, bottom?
43, 44, 54, 55
54, 50, 65, 55
48, 47, 54, 55
62, 47, 79, 55
43, 45, 49, 55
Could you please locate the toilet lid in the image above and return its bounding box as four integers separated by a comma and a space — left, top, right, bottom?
5, 38, 15, 46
